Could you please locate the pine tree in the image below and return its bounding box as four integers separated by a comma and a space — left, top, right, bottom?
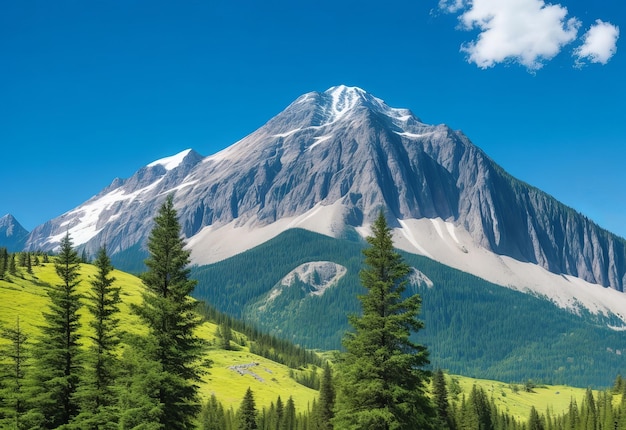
132, 194, 206, 429
9, 254, 17, 276
238, 387, 258, 430
200, 394, 227, 430
528, 406, 544, 430
26, 252, 32, 275
217, 321, 233, 350
282, 396, 296, 430
30, 232, 83, 428
74, 246, 122, 428
433, 369, 452, 430
276, 395, 284, 429
18, 252, 26, 267
0, 247, 8, 279
0, 316, 29, 429
580, 388, 597, 430
467, 385, 492, 430
332, 211, 435, 429
313, 361, 334, 430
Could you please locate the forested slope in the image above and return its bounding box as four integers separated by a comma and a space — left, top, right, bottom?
192, 228, 626, 387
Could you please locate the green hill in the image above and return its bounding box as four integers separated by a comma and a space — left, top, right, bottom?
2, 258, 621, 425
446, 374, 603, 424
0, 261, 318, 412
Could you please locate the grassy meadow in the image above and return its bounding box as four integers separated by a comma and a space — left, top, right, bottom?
0, 259, 605, 421
0, 261, 318, 412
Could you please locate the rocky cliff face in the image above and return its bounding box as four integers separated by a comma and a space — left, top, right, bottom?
23, 85, 626, 292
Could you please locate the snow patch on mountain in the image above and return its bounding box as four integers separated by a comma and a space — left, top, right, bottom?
328, 85, 363, 122
308, 134, 333, 151
393, 218, 626, 328
272, 128, 302, 138
187, 201, 348, 264
148, 148, 193, 171
394, 131, 435, 139
47, 179, 164, 248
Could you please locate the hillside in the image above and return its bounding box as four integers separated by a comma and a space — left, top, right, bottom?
192, 229, 626, 388
1, 256, 620, 425
445, 374, 604, 424
0, 261, 318, 411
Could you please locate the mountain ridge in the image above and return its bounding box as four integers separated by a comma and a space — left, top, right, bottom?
17, 85, 626, 316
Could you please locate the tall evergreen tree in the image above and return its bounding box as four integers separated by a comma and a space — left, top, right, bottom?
332, 211, 434, 429
26, 252, 32, 275
313, 361, 334, 430
528, 406, 545, 430
282, 396, 296, 430
0, 247, 8, 279
217, 321, 233, 350
132, 194, 206, 429
433, 369, 452, 430
8, 254, 16, 276
30, 232, 83, 428
275, 395, 284, 429
0, 316, 29, 429
237, 387, 258, 430
200, 394, 227, 430
74, 246, 122, 428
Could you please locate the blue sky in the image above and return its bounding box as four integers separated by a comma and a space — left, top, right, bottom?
1, 0, 625, 239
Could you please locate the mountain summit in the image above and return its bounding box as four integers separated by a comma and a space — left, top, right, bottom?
23, 85, 626, 319
0, 214, 29, 252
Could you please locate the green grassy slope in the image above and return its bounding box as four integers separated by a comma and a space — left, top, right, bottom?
448, 374, 598, 423
0, 262, 318, 411
0, 261, 614, 422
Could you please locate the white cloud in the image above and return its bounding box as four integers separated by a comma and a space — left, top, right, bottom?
438, 0, 465, 14
574, 20, 620, 66
451, 0, 581, 70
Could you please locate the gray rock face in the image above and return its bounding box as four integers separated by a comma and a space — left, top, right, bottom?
0, 214, 29, 252
23, 85, 626, 292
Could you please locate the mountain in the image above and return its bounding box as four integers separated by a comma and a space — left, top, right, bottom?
23, 85, 626, 322
0, 214, 29, 252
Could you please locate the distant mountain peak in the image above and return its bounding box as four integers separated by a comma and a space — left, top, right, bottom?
0, 213, 28, 252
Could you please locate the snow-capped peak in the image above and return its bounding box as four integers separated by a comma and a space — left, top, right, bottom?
324, 85, 379, 120
322, 85, 417, 125
327, 85, 367, 116
148, 148, 193, 171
